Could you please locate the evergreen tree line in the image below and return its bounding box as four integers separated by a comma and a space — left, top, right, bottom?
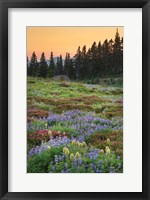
27, 30, 123, 80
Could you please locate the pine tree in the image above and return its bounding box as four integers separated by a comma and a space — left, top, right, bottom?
59, 55, 64, 75
108, 39, 114, 75
102, 39, 109, 76
64, 53, 74, 79
120, 37, 123, 74
55, 57, 59, 76
68, 58, 74, 79
27, 56, 29, 76
74, 46, 82, 80
39, 52, 48, 78
90, 41, 98, 78
86, 48, 92, 79
80, 45, 88, 80
28, 52, 38, 77
64, 53, 70, 76
97, 41, 103, 77
70, 60, 76, 80
49, 52, 55, 77
57, 55, 63, 75
113, 29, 123, 74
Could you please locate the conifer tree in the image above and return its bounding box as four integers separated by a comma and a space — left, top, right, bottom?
108, 39, 114, 75
86, 47, 92, 79
80, 45, 88, 80
57, 55, 63, 75
27, 56, 29, 76
90, 41, 98, 78
28, 52, 38, 77
74, 46, 82, 80
64, 53, 74, 78
64, 53, 70, 76
49, 52, 55, 77
102, 39, 110, 75
97, 41, 103, 76
39, 52, 48, 78
113, 29, 123, 74
55, 57, 59, 76
120, 37, 123, 74
68, 58, 74, 79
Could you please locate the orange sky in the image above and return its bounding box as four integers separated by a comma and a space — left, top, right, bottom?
27, 27, 123, 59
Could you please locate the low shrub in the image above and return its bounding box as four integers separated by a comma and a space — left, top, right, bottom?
28, 130, 71, 149
27, 110, 49, 118
85, 130, 123, 157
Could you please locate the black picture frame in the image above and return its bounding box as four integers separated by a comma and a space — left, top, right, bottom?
0, 0, 150, 199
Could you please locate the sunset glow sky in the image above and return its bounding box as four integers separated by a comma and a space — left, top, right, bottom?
27, 27, 123, 59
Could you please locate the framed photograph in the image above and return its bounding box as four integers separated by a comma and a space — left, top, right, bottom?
0, 0, 150, 199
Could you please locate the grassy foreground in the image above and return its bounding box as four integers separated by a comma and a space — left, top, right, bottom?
27, 77, 123, 173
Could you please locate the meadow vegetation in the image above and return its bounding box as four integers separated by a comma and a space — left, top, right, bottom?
27, 77, 123, 173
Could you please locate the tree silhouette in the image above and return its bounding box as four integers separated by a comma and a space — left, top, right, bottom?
74, 46, 82, 80
28, 52, 38, 77
49, 52, 55, 77
39, 52, 48, 78
57, 55, 63, 75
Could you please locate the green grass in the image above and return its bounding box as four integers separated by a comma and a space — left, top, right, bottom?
27, 76, 123, 118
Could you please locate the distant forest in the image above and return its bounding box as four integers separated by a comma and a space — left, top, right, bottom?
27, 29, 123, 80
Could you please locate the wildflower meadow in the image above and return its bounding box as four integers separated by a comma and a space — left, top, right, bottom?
27, 78, 123, 173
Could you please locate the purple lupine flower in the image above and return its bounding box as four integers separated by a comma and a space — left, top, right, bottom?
78, 157, 82, 166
